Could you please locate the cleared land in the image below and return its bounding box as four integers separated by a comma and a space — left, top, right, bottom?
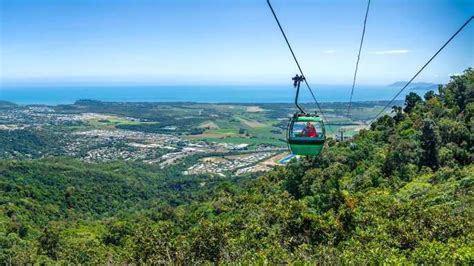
246, 106, 265, 112
237, 117, 266, 128
199, 121, 220, 129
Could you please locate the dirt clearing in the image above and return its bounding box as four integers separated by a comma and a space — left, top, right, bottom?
199, 121, 220, 129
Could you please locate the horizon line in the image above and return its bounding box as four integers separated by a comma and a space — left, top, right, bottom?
1, 80, 443, 87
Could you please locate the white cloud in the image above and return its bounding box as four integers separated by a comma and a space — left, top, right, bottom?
369, 49, 411, 55
449, 73, 463, 76
322, 49, 336, 54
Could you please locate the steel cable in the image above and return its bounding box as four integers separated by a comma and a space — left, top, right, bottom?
372, 16, 473, 122
347, 0, 371, 119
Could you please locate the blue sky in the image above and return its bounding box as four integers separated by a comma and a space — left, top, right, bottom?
1, 0, 473, 85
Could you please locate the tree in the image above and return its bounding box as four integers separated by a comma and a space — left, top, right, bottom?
424, 90, 436, 101
370, 115, 395, 141
131, 221, 177, 264
439, 68, 473, 112
404, 92, 422, 114
449, 68, 473, 111
38, 225, 61, 260
383, 136, 419, 179
392, 106, 404, 124
420, 119, 440, 170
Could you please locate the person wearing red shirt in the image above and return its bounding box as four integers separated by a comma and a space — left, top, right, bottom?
301, 122, 318, 138
307, 124, 318, 137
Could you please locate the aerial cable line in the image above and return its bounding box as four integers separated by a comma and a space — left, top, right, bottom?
266, 0, 334, 133
347, 0, 371, 119
372, 16, 473, 122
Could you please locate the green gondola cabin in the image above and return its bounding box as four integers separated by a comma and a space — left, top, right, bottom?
287, 114, 326, 156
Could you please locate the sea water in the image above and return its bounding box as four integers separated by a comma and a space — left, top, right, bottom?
0, 84, 431, 105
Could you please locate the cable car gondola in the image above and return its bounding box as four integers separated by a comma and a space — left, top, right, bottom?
287, 74, 326, 156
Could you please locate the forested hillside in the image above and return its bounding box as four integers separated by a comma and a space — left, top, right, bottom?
1, 69, 473, 264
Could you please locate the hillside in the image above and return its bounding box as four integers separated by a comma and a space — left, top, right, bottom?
0, 68, 473, 264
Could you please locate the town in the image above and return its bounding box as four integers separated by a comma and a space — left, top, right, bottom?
0, 104, 289, 176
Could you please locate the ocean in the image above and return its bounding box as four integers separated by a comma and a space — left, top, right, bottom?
0, 85, 431, 105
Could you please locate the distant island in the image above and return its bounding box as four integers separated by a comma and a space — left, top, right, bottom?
388, 81, 440, 90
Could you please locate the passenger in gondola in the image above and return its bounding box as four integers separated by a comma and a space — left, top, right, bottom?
307, 123, 318, 137
300, 122, 310, 136
301, 122, 317, 137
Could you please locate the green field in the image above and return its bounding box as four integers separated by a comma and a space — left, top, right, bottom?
87, 117, 159, 128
